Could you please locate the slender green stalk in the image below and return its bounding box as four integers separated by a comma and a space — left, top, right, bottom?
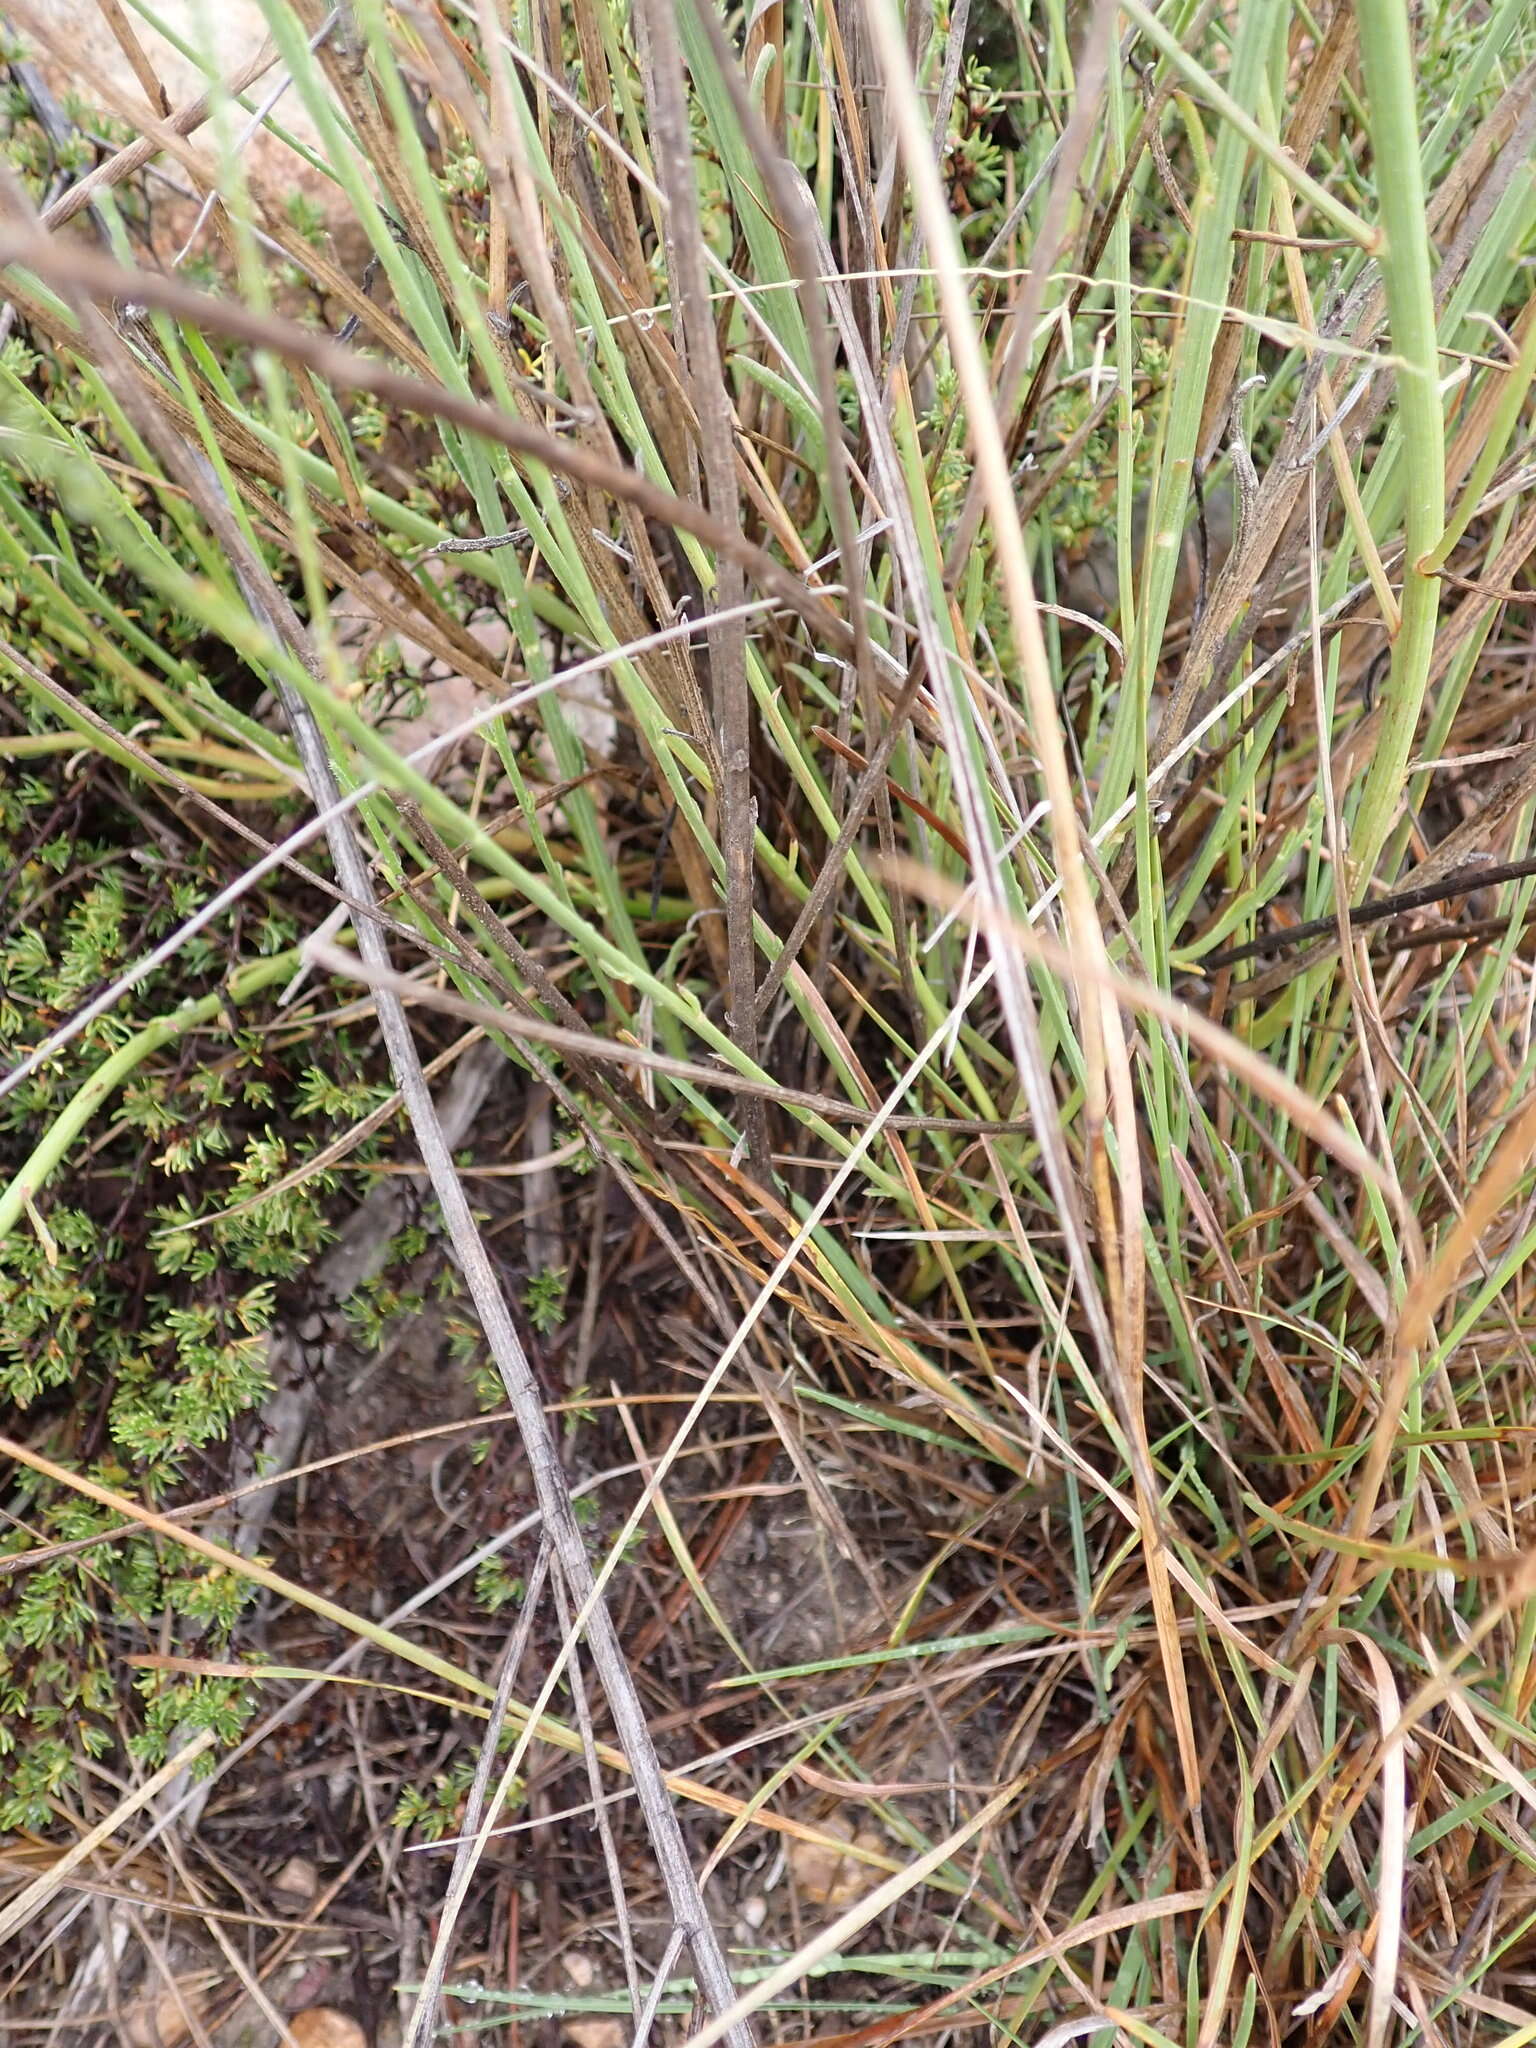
1347, 0, 1447, 883
0, 949, 302, 1240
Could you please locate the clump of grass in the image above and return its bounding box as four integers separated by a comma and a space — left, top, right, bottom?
4, 0, 1536, 2042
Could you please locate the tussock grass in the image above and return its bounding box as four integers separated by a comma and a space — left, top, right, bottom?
3, 1, 1536, 2042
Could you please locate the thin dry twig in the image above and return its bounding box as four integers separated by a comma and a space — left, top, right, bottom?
404, 1544, 553, 2048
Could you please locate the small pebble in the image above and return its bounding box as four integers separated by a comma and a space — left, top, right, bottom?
271, 1854, 319, 1905
288, 2009, 368, 2048
123, 1989, 202, 2048
563, 2024, 624, 2048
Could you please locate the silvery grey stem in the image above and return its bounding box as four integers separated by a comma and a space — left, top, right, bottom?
263, 647, 754, 2048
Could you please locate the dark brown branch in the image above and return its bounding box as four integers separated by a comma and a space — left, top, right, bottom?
1200, 854, 1536, 972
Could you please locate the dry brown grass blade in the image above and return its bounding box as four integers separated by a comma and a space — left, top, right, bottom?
850, 0, 1205, 1852
1168, 1152, 1321, 1456
637, 0, 765, 1174
0, 226, 854, 660
1400, 1080, 1536, 1360
404, 1544, 554, 2048
0, 1412, 544, 1578
1142, 345, 1349, 803
732, 1887, 1212, 2048
0, 1731, 216, 1946
683, 0, 906, 1016
995, 1384, 1293, 1680
752, 671, 929, 1023
1329, 1077, 1536, 1615
34, 26, 282, 230
884, 862, 1406, 1220
303, 937, 1045, 1136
